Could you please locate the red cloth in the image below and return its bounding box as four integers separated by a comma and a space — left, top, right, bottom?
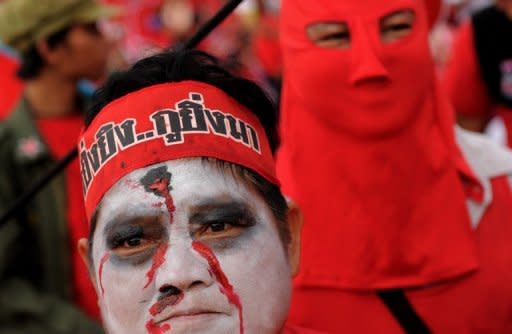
442, 22, 512, 147
0, 53, 23, 120
254, 14, 282, 78
288, 176, 512, 333
278, 0, 477, 290
283, 324, 327, 333
79, 81, 277, 222
36, 114, 100, 320
443, 22, 494, 120
497, 105, 512, 147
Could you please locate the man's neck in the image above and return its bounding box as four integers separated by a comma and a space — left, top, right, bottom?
24, 68, 80, 118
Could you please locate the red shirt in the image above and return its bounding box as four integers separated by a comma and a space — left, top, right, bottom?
288, 174, 512, 333
283, 324, 327, 333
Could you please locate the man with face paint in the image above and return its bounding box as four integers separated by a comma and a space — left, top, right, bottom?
277, 0, 512, 333
77, 49, 324, 334
443, 0, 512, 147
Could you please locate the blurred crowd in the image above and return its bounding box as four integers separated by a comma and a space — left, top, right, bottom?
1, 0, 506, 120
0, 0, 284, 116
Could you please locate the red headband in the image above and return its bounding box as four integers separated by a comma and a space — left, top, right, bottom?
79, 81, 278, 221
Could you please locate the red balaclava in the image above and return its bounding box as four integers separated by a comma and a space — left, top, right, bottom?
277, 0, 478, 289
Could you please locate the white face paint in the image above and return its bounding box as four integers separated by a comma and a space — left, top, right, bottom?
90, 159, 291, 334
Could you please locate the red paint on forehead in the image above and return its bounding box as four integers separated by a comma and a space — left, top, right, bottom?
144, 243, 169, 289
145, 319, 171, 334
192, 241, 244, 334
149, 177, 176, 222
99, 253, 110, 296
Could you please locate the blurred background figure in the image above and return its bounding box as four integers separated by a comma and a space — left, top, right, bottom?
442, 0, 512, 147
0, 0, 118, 332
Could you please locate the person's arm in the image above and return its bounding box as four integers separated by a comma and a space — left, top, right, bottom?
0, 127, 104, 334
442, 21, 494, 132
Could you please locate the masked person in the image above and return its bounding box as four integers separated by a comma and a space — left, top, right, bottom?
443, 1, 512, 147
76, 49, 324, 334
277, 0, 512, 333
0, 0, 118, 331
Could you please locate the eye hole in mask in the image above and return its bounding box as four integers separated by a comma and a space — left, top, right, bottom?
380, 9, 416, 43
306, 22, 350, 49
306, 9, 416, 48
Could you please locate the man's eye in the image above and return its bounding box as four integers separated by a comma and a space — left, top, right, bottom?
208, 222, 227, 232
380, 10, 415, 43
125, 237, 143, 247
306, 22, 350, 48
114, 237, 158, 257
192, 220, 249, 241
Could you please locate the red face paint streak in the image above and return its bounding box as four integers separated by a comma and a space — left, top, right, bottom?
143, 176, 175, 289
144, 243, 169, 289
149, 177, 175, 222
149, 293, 184, 316
98, 253, 110, 296
145, 319, 171, 334
192, 241, 244, 334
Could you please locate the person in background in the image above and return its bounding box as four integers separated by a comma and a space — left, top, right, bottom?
443, 0, 512, 147
277, 0, 512, 333
0, 0, 117, 331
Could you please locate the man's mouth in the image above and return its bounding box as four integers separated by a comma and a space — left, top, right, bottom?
153, 308, 224, 325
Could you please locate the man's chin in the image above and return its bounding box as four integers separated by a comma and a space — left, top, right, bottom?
157, 313, 235, 334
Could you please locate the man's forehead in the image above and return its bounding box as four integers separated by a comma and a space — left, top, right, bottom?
98, 159, 254, 218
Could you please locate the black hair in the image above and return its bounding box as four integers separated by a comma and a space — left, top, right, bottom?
17, 26, 72, 80
86, 49, 279, 150
86, 49, 288, 263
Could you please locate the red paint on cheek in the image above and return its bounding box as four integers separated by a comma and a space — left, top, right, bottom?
144, 243, 169, 289
145, 319, 171, 334
149, 178, 176, 222
98, 253, 110, 296
192, 241, 244, 334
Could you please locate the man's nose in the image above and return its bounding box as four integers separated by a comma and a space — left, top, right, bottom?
153, 240, 214, 293
349, 23, 390, 85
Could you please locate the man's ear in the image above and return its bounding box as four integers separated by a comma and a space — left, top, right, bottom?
78, 238, 98, 290
286, 197, 303, 277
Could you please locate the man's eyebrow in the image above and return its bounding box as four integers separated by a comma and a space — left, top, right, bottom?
188, 200, 254, 224
103, 214, 162, 236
